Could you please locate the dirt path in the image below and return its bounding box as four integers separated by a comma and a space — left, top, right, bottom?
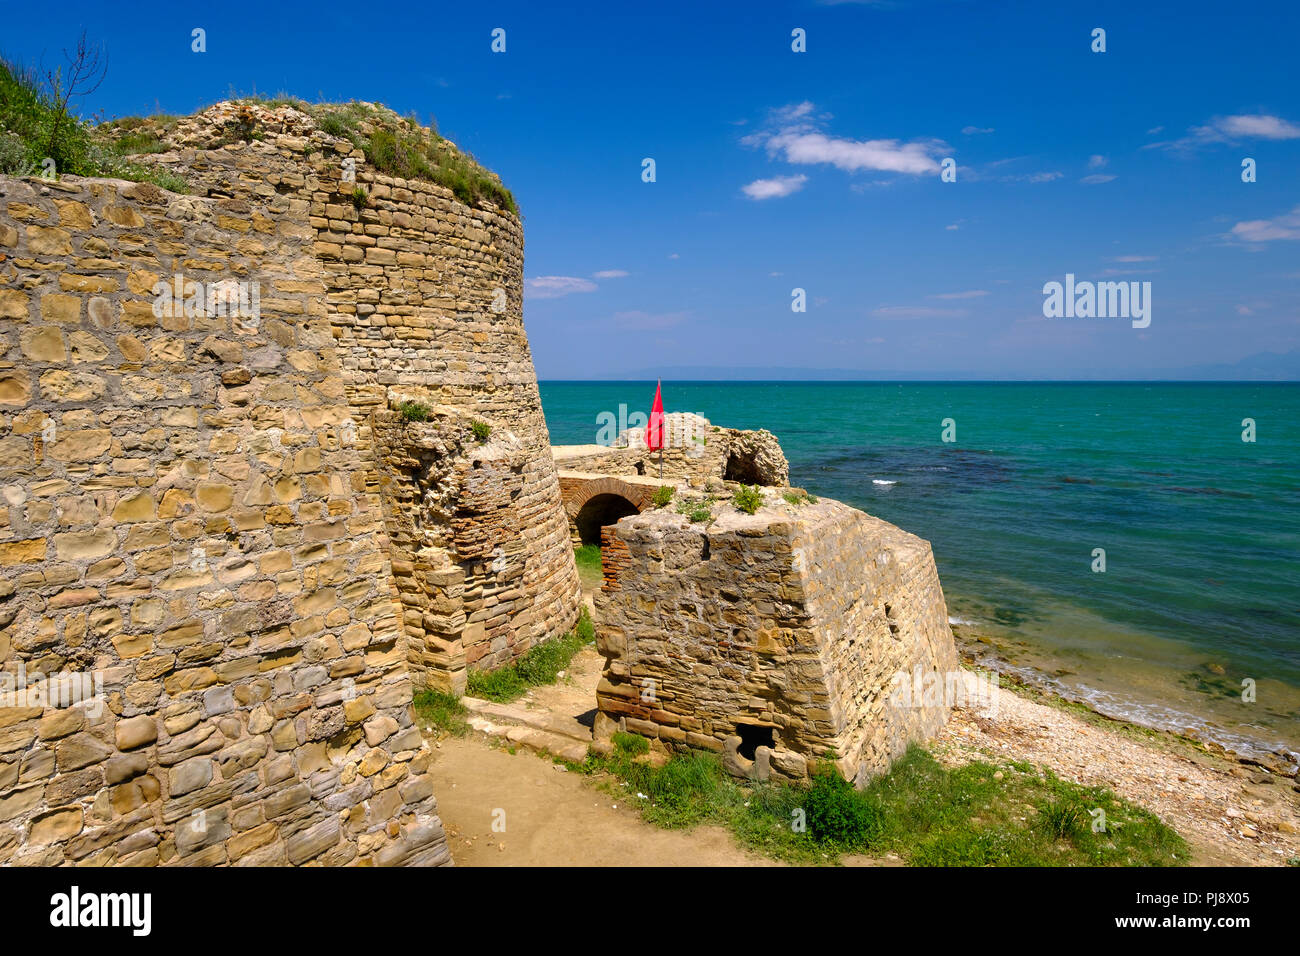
428, 736, 782, 866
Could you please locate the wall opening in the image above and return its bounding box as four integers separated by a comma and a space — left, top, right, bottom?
574, 493, 640, 547
724, 450, 764, 484
736, 723, 776, 761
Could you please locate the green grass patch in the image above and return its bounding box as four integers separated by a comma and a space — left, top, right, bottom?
574, 544, 603, 590
576, 744, 1187, 866
412, 689, 469, 738
466, 608, 594, 703
0, 55, 189, 192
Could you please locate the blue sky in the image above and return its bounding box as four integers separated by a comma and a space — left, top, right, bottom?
6, 0, 1299, 378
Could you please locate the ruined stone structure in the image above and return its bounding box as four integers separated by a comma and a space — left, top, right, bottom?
0, 102, 581, 865
594, 496, 959, 786
553, 412, 790, 548
552, 412, 789, 489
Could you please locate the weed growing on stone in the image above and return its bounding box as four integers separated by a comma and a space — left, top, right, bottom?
0, 55, 189, 191
652, 485, 674, 507
399, 400, 431, 422
733, 484, 764, 514
470, 420, 492, 442
350, 185, 369, 210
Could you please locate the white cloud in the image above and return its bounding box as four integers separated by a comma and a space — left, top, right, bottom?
1147, 114, 1300, 150
592, 270, 629, 279
525, 276, 598, 298
962, 126, 994, 135
1230, 205, 1300, 242
745, 102, 947, 177
1088, 154, 1108, 169
741, 174, 808, 199
1080, 173, 1117, 184
929, 290, 988, 299
767, 130, 944, 175
1110, 255, 1157, 263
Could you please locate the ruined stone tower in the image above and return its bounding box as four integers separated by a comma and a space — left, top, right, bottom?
0, 101, 581, 865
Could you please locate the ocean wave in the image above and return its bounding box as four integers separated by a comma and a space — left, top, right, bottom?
872, 479, 897, 486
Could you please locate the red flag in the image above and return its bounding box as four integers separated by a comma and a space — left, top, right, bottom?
645, 380, 664, 451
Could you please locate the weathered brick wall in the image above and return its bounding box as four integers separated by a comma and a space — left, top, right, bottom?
594, 498, 958, 785
0, 175, 447, 865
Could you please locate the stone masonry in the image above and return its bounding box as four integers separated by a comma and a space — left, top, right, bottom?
594, 495, 959, 787
0, 102, 581, 864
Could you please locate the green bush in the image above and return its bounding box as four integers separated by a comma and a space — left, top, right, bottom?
399, 400, 431, 422
804, 769, 881, 846
470, 420, 491, 442
350, 185, 368, 210
1037, 799, 1088, 842
732, 484, 764, 515
652, 485, 674, 507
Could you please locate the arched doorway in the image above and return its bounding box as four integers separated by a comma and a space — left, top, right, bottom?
574, 493, 640, 546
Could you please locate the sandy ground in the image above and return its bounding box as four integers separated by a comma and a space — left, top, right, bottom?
428, 737, 782, 866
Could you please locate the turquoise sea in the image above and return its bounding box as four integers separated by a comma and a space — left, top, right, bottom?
540, 382, 1300, 759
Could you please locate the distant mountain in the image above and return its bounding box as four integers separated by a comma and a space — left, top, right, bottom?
582, 350, 1300, 382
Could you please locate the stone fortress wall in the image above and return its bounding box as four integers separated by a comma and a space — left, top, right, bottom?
0, 102, 582, 865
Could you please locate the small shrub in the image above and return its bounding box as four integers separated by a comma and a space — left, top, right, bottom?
651, 485, 674, 507
733, 484, 764, 515
782, 490, 804, 506
803, 770, 881, 847
612, 732, 649, 756
350, 185, 368, 210
470, 420, 491, 442
1037, 799, 1088, 842
399, 399, 431, 422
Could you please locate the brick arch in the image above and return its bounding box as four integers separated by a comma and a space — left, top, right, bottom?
561, 475, 659, 520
